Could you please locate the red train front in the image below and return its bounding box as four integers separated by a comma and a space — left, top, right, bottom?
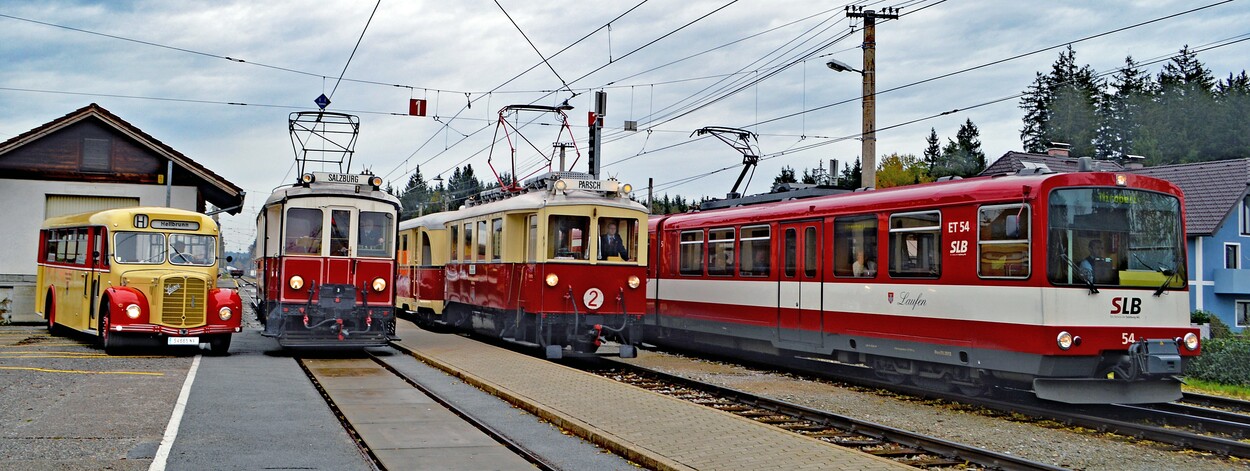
398, 172, 648, 359
646, 168, 1199, 404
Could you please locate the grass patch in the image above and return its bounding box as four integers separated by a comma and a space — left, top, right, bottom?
1183, 377, 1250, 400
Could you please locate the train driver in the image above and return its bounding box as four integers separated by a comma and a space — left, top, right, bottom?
170, 240, 202, 265
599, 221, 628, 260
1079, 239, 1111, 283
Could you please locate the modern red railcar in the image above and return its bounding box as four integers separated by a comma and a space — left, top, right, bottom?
398, 172, 648, 358
646, 167, 1199, 404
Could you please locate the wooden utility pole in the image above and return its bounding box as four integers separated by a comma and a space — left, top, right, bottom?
846, 6, 898, 189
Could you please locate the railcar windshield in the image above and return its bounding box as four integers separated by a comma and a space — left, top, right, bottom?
1047, 188, 1185, 288
357, 211, 394, 258
597, 217, 638, 262
549, 215, 590, 260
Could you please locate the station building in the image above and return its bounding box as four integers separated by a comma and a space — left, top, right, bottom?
0, 103, 244, 323
986, 149, 1250, 333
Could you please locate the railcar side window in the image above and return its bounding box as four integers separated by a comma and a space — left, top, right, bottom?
679, 231, 704, 276
284, 208, 323, 255
738, 225, 771, 277
549, 215, 589, 260
527, 215, 538, 262
492, 218, 503, 261
708, 228, 735, 276
450, 225, 459, 261
114, 232, 166, 264
463, 223, 473, 262
978, 205, 1030, 278
888, 211, 941, 278
784, 229, 797, 277
357, 211, 393, 258
476, 221, 488, 260
834, 216, 878, 278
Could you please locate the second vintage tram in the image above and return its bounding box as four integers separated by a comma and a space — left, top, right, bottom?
253, 111, 400, 348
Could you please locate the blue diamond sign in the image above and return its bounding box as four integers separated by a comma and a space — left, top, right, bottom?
314, 94, 331, 110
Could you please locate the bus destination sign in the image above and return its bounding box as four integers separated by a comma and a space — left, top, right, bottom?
151, 220, 201, 231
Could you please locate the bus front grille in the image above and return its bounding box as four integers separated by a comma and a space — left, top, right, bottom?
161, 276, 208, 327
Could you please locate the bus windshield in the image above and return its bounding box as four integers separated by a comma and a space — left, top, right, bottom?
114, 232, 166, 264
1047, 188, 1185, 288
170, 234, 217, 266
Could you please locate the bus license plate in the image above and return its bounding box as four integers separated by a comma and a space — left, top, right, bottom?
168, 337, 199, 346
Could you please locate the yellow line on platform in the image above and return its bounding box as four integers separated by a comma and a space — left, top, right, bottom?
2, 351, 105, 355
0, 343, 89, 348
0, 365, 164, 375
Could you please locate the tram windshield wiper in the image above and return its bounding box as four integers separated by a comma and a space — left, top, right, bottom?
1154, 261, 1180, 297
1060, 254, 1098, 294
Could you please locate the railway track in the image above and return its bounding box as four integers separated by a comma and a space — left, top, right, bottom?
589, 358, 1064, 471
296, 352, 557, 471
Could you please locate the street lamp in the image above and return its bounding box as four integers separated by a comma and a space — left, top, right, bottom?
827, 57, 876, 190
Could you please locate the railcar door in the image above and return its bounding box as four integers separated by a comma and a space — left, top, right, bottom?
778, 221, 823, 346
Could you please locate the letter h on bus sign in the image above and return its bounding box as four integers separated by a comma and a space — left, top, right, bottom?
409, 99, 428, 117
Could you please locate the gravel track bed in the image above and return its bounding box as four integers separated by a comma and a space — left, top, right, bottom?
623, 351, 1245, 470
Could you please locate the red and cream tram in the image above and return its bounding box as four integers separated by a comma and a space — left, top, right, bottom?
397, 172, 648, 358
646, 167, 1199, 403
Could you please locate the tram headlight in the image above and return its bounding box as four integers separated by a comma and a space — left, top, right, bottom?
1056, 331, 1074, 350
125, 303, 141, 319
289, 275, 304, 290
554, 179, 568, 193
300, 173, 315, 184
1183, 332, 1199, 351
371, 277, 387, 292
545, 273, 559, 287
369, 176, 383, 188
627, 275, 641, 289
218, 306, 233, 321
621, 183, 633, 195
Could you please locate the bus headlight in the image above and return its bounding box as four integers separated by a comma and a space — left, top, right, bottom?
372, 277, 387, 292
627, 275, 641, 289
1056, 331, 1074, 350
545, 273, 559, 287
125, 303, 142, 319
1183, 332, 1199, 351
289, 275, 304, 290
218, 306, 233, 321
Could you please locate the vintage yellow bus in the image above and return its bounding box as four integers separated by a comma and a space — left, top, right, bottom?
36, 207, 242, 354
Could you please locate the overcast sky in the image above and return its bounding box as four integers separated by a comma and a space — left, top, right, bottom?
3, 0, 1249, 251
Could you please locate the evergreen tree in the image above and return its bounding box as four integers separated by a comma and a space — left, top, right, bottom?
922, 128, 943, 175
773, 166, 798, 187
1216, 71, 1250, 159
1096, 56, 1153, 161
954, 119, 986, 176
398, 167, 432, 219
1019, 46, 1102, 156
1151, 45, 1218, 162
839, 158, 862, 189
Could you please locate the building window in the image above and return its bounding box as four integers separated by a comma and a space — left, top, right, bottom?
82, 138, 111, 172
1237, 301, 1250, 328
1227, 243, 1242, 270
1243, 194, 1250, 236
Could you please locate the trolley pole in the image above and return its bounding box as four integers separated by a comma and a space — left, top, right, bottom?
846, 6, 898, 189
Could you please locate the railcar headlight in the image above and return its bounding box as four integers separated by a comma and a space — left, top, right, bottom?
289, 275, 304, 290
369, 176, 383, 188
1056, 331, 1074, 350
554, 179, 568, 193
372, 277, 387, 292
545, 273, 559, 287
621, 183, 633, 195
1183, 332, 1199, 351
125, 303, 141, 319
627, 275, 641, 289
300, 173, 315, 184
218, 306, 233, 321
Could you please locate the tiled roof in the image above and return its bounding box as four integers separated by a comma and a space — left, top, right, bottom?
982, 151, 1125, 175
1129, 159, 1250, 236
0, 103, 244, 213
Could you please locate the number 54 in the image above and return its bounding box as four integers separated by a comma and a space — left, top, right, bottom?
1121, 332, 1136, 344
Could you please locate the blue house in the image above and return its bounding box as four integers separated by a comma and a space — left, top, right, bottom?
1131, 159, 1250, 331
986, 151, 1250, 330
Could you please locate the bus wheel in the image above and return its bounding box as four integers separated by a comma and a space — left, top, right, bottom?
45, 293, 62, 336
99, 312, 120, 354
206, 335, 231, 356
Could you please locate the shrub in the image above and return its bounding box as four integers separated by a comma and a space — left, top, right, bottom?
1187, 337, 1250, 386
1191, 310, 1212, 324
1209, 315, 1234, 339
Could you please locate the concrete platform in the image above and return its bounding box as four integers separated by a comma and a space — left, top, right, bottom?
391, 322, 910, 471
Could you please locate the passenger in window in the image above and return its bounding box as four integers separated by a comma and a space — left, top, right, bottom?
752, 250, 769, 275
853, 250, 876, 277
600, 221, 628, 260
